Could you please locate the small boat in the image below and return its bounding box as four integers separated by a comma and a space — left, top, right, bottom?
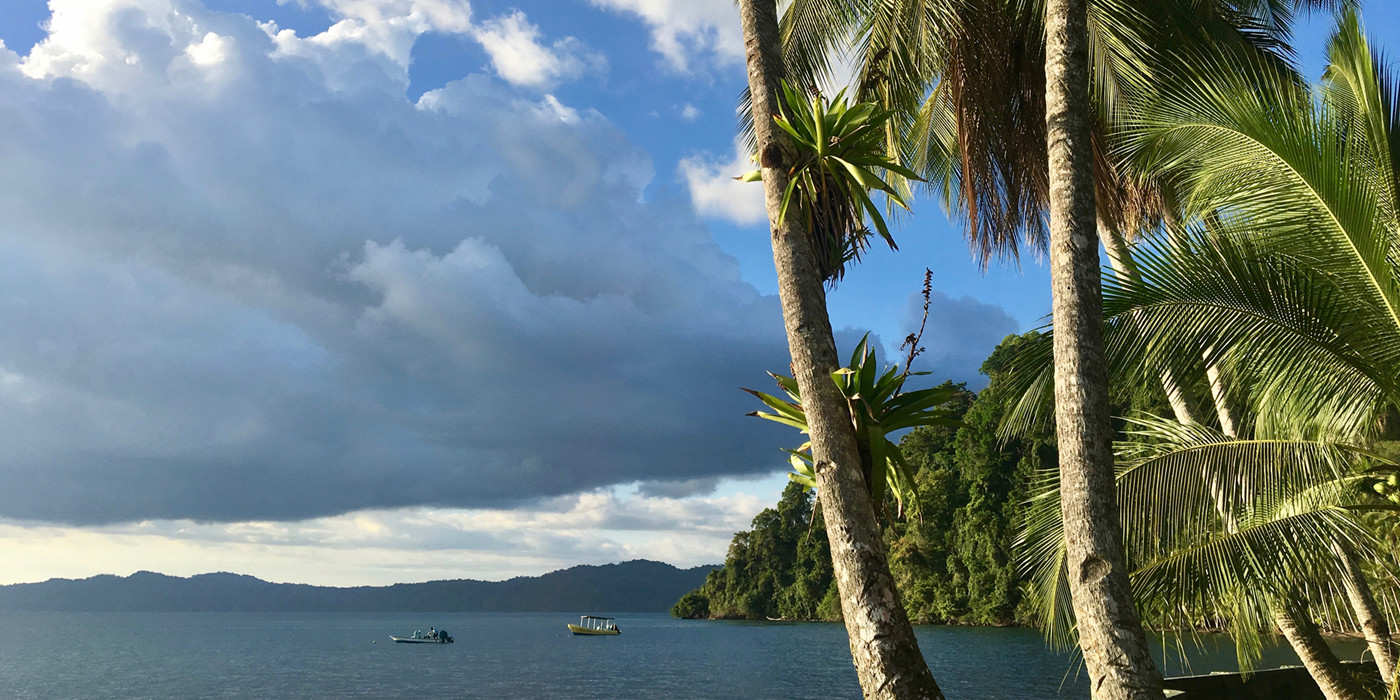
567, 615, 620, 635
391, 627, 453, 644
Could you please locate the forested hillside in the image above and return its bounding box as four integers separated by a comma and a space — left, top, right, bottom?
0, 560, 713, 613
675, 331, 1165, 625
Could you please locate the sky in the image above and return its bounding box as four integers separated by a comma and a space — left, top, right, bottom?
0, 0, 1391, 587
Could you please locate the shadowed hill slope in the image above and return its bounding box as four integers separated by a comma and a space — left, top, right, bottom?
0, 560, 716, 612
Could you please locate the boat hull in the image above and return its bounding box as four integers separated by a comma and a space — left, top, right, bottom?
567, 624, 619, 635
390, 636, 452, 643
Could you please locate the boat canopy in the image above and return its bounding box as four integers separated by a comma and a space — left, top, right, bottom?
577, 616, 615, 630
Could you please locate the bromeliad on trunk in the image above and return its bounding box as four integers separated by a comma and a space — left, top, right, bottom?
745, 334, 961, 521
739, 81, 921, 286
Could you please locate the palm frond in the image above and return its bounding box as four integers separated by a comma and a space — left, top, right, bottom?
1102, 226, 1397, 437
1018, 420, 1388, 669
1119, 40, 1400, 343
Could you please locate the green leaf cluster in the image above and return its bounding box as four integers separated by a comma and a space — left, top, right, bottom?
742, 83, 920, 285
745, 334, 961, 520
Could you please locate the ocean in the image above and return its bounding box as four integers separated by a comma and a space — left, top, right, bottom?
0, 612, 1367, 698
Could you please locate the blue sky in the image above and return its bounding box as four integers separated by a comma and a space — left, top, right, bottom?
0, 0, 1390, 586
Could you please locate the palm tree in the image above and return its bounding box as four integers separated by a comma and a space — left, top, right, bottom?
765, 2, 1332, 696
1119, 6, 1399, 676
1016, 10, 1400, 696
735, 1, 945, 696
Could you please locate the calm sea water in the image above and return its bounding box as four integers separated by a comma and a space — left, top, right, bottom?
0, 612, 1369, 699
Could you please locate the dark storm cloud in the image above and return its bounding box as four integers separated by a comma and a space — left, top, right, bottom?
0, 1, 792, 525
0, 1, 1019, 527
634, 477, 723, 499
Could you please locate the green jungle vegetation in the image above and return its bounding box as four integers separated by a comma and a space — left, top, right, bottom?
674, 331, 1165, 625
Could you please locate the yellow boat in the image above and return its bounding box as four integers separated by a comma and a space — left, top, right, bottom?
567, 615, 620, 635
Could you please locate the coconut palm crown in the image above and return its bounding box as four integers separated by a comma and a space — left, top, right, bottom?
1107, 9, 1398, 441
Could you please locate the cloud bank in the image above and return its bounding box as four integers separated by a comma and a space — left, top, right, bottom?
0, 0, 791, 525
0, 483, 771, 584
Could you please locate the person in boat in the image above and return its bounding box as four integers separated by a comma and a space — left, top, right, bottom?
429, 626, 436, 639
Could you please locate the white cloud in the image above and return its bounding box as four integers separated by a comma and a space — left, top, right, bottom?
679, 102, 700, 120
472, 10, 605, 89
590, 0, 741, 72
22, 0, 216, 84
0, 484, 771, 585
679, 140, 767, 225
185, 31, 230, 65
534, 93, 581, 123
315, 0, 474, 33
308, 0, 473, 65
17, 0, 477, 97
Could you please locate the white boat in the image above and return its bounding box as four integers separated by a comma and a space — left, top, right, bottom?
391, 627, 453, 643
567, 615, 620, 635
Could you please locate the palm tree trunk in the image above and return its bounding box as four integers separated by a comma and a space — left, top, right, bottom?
1275, 602, 1369, 700
1045, 1, 1162, 697
1337, 544, 1397, 683
736, 1, 942, 697
1201, 344, 1239, 438
1099, 224, 1200, 426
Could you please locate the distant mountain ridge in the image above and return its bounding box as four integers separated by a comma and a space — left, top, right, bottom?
0, 560, 717, 613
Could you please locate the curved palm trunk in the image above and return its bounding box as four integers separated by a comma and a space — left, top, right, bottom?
1100, 224, 1200, 426
1201, 344, 1239, 438
737, 1, 942, 697
1276, 602, 1369, 700
1199, 322, 1377, 699
1338, 544, 1397, 683
1045, 2, 1162, 697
